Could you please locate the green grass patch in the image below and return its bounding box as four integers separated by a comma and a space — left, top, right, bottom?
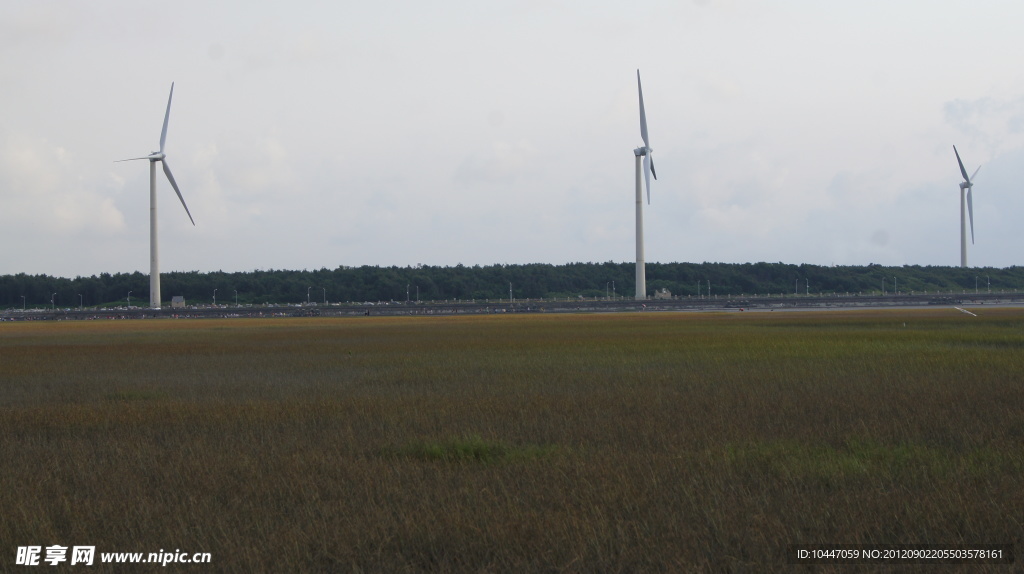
104, 389, 168, 402
385, 434, 560, 464
720, 438, 1024, 483
720, 439, 951, 481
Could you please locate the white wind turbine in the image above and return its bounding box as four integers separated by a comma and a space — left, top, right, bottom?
634, 70, 657, 301
953, 145, 980, 268
116, 83, 195, 309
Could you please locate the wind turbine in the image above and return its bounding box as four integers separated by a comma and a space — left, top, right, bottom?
953, 145, 979, 268
634, 70, 657, 301
116, 83, 195, 309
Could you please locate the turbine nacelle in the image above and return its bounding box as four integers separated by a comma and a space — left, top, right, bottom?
148, 152, 166, 161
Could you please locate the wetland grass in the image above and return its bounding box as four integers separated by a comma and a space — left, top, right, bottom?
1, 310, 1022, 571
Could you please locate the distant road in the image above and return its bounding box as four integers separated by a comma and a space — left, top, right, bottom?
5, 291, 1024, 321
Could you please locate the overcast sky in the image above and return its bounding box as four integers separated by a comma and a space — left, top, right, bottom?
2, 0, 1022, 277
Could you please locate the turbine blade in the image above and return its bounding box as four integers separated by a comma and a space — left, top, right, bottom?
114, 156, 150, 162
967, 187, 974, 244
161, 160, 195, 226
649, 154, 657, 181
637, 70, 649, 149
160, 83, 174, 154
643, 153, 652, 204
971, 165, 981, 181
953, 145, 970, 182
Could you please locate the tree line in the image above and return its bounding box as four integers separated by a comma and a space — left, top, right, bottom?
2, 262, 1022, 308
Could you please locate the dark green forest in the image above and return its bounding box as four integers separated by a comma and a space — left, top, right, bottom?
2, 262, 1022, 308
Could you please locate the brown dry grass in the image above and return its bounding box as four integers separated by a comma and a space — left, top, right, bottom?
1, 310, 1022, 572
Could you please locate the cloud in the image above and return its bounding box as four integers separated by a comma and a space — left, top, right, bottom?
454, 140, 539, 186
0, 4, 73, 53
944, 96, 1024, 155
0, 132, 125, 235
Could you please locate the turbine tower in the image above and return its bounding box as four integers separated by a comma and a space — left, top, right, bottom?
953, 145, 979, 268
634, 70, 657, 301
117, 83, 195, 309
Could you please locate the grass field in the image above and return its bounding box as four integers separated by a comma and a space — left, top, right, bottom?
1, 310, 1022, 572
